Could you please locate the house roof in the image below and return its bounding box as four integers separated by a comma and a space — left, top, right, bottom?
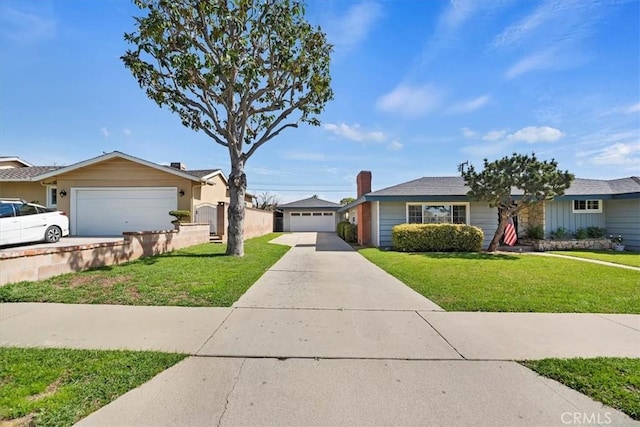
0, 166, 62, 181
338, 175, 640, 211
1, 151, 225, 184
183, 169, 221, 179
0, 156, 33, 167
279, 196, 341, 210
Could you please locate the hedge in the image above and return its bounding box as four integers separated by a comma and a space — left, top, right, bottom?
337, 221, 357, 243
392, 223, 483, 252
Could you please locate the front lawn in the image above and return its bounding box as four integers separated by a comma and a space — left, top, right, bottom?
0, 233, 289, 307
359, 249, 640, 313
0, 347, 186, 426
550, 250, 640, 268
522, 358, 640, 420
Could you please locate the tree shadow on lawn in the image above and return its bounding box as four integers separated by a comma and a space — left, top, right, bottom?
407, 252, 520, 261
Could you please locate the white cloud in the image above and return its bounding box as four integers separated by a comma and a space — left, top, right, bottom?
625, 103, 640, 114
505, 48, 557, 79
388, 140, 403, 151
100, 127, 110, 138
376, 83, 445, 118
328, 1, 382, 53
483, 130, 507, 141
282, 150, 327, 161
460, 127, 476, 138
0, 4, 56, 44
324, 123, 385, 142
588, 142, 640, 167
507, 126, 563, 143
123, 128, 132, 136
461, 140, 511, 157
447, 94, 491, 114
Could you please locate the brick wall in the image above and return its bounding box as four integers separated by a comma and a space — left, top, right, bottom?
0, 224, 210, 286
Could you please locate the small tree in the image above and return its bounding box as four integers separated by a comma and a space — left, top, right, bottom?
461, 153, 574, 252
340, 197, 355, 205
122, 0, 333, 256
254, 191, 279, 211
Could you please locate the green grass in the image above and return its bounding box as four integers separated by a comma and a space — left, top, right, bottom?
0, 347, 186, 426
522, 358, 640, 420
0, 233, 289, 307
549, 250, 640, 268
359, 249, 640, 313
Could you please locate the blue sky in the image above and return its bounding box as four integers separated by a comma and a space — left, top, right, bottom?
1, 0, 639, 203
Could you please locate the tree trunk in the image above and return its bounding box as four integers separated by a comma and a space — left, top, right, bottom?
488, 209, 510, 252
226, 158, 246, 256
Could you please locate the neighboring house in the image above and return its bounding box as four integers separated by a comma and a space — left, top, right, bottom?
339, 171, 640, 251
0, 151, 254, 237
279, 196, 341, 232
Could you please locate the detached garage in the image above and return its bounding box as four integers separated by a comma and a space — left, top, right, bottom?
279, 196, 341, 232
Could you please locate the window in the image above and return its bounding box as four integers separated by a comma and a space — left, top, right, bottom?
406, 203, 469, 224
47, 186, 57, 207
572, 200, 602, 213
0, 203, 15, 218
312, 212, 322, 216
323, 212, 333, 216
301, 213, 311, 216
17, 204, 38, 216
291, 213, 301, 216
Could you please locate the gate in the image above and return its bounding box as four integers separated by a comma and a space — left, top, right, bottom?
195, 204, 217, 234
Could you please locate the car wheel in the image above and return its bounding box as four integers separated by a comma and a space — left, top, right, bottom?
44, 226, 62, 243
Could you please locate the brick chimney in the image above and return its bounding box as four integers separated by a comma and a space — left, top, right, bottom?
356, 171, 372, 246
170, 162, 186, 171
356, 171, 372, 198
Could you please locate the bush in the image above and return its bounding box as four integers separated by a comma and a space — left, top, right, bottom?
574, 228, 588, 240
169, 210, 192, 223
586, 226, 606, 238
525, 224, 544, 240
392, 223, 483, 252
336, 221, 357, 243
550, 226, 569, 239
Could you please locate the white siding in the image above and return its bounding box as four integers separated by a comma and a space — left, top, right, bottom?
371, 201, 379, 247
469, 202, 498, 249
545, 200, 606, 236
605, 199, 640, 251
379, 202, 405, 247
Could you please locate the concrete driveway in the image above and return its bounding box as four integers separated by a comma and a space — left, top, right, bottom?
2, 232, 637, 426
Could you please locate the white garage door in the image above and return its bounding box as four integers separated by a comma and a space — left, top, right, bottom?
289, 212, 335, 232
73, 187, 178, 236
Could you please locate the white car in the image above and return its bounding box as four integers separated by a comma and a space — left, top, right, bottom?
0, 199, 70, 246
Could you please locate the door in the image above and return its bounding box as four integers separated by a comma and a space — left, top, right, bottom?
195, 204, 217, 234
0, 203, 20, 245
289, 212, 335, 232
73, 187, 177, 236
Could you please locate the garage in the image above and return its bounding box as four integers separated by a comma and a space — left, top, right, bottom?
73, 187, 178, 236
279, 196, 341, 232
290, 212, 336, 232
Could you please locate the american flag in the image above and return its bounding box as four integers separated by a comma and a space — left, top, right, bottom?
504, 217, 517, 246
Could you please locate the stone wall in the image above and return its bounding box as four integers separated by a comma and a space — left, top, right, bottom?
518, 202, 545, 237
532, 238, 612, 252
0, 224, 210, 286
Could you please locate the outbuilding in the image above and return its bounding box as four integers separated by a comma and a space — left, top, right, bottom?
279, 196, 341, 232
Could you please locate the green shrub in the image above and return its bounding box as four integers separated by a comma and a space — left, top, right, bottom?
169, 210, 192, 223
525, 224, 544, 240
392, 223, 483, 252
575, 228, 588, 240
336, 221, 357, 243
550, 226, 569, 239
586, 226, 606, 238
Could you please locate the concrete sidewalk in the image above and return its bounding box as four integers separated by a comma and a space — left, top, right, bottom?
2, 232, 639, 426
